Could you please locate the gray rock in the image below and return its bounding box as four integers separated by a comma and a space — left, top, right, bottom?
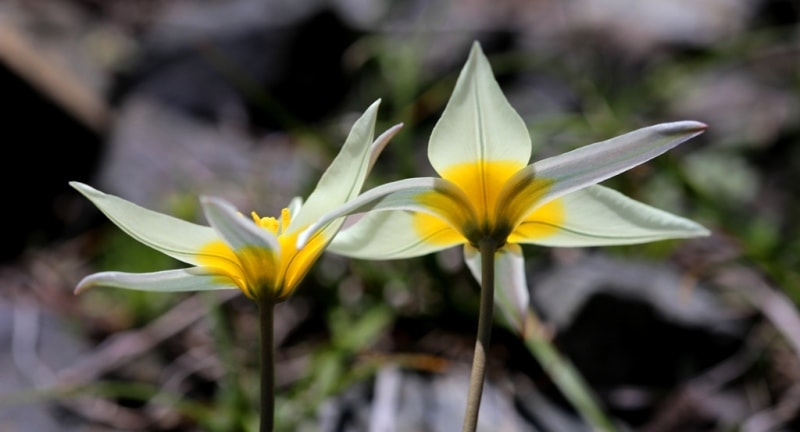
0, 301, 90, 432
319, 366, 548, 431
532, 254, 742, 337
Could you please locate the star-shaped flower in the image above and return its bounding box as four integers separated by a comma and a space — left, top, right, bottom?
299, 43, 709, 329
73, 100, 401, 301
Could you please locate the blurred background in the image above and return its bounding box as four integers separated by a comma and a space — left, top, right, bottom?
1, 0, 799, 431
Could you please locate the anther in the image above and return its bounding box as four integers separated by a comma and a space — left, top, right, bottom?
280, 208, 291, 233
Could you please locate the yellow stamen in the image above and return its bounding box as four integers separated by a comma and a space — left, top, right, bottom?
252, 211, 281, 234
197, 206, 325, 301
280, 208, 291, 233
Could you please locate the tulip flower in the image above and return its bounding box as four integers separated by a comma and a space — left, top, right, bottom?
72, 100, 400, 301
71, 100, 401, 432
298, 42, 708, 431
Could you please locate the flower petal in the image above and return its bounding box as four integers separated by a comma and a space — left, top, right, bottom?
428, 42, 531, 175
464, 243, 529, 332
369, 122, 404, 172
290, 100, 382, 231
70, 182, 219, 266
74, 268, 238, 294
287, 196, 303, 218
200, 196, 279, 253
328, 210, 462, 259
530, 121, 707, 205
305, 121, 405, 247
509, 185, 710, 247
297, 177, 473, 249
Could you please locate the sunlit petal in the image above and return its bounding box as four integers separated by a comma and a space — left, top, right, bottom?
428, 42, 531, 176
306, 122, 406, 248
510, 185, 709, 246
464, 243, 529, 332
70, 182, 219, 266
329, 211, 463, 259
290, 100, 380, 231
74, 268, 238, 294
369, 123, 404, 171
530, 121, 707, 206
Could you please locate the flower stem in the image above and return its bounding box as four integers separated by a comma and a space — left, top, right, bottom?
523, 310, 618, 432
462, 238, 496, 432
258, 295, 275, 432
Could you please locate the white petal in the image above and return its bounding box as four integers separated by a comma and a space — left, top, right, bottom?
70, 182, 219, 266
297, 177, 472, 249
531, 121, 707, 205
289, 123, 403, 249
428, 42, 531, 175
329, 211, 460, 259
369, 123, 404, 171
514, 185, 710, 247
287, 196, 304, 218
200, 197, 279, 253
75, 268, 238, 294
290, 100, 381, 231
464, 244, 529, 332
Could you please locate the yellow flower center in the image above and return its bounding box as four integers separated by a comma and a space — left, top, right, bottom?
197, 207, 326, 301
414, 160, 565, 247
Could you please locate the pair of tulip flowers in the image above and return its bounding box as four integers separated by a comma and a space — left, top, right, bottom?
73, 42, 708, 333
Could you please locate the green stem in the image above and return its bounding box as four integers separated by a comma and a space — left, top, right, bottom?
462, 238, 496, 432
258, 296, 275, 432
523, 311, 618, 432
